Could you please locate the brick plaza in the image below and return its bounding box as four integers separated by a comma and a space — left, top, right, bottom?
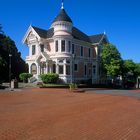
0, 88, 140, 140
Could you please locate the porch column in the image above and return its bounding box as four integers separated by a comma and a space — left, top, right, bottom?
38, 64, 40, 75
64, 64, 66, 75
56, 64, 59, 74
28, 64, 31, 74
70, 60, 73, 83
46, 63, 48, 74
49, 65, 52, 73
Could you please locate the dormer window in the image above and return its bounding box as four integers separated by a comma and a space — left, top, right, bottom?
32, 45, 36, 55
40, 44, 44, 52
61, 40, 65, 52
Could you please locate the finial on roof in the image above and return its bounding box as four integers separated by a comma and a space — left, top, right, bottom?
30, 21, 32, 26
61, 0, 64, 9
104, 30, 106, 35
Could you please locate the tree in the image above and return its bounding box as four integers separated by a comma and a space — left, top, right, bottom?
0, 24, 28, 82
135, 63, 140, 77
121, 60, 140, 88
100, 43, 122, 77
122, 60, 136, 75
122, 60, 140, 78
0, 56, 6, 67
0, 24, 4, 34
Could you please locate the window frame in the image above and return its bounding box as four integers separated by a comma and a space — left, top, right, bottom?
40, 44, 44, 53
88, 48, 91, 57
59, 65, 64, 75
93, 65, 96, 75
32, 45, 36, 55
55, 40, 58, 52
84, 64, 87, 76
80, 46, 83, 57
74, 63, 78, 72
72, 44, 75, 54
68, 41, 71, 52
61, 40, 65, 52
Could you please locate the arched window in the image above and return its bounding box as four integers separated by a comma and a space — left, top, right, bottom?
31, 63, 37, 74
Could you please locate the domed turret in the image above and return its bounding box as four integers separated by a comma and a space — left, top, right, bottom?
52, 9, 72, 24
51, 1, 73, 37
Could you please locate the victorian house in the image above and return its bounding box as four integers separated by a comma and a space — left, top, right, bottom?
23, 2, 109, 84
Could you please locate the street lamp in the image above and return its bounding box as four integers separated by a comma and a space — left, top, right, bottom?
9, 54, 12, 88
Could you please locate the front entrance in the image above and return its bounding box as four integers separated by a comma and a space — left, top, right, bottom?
31, 63, 37, 75
40, 62, 46, 75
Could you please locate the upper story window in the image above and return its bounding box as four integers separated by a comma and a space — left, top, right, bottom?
74, 64, 78, 71
85, 64, 87, 76
88, 48, 91, 57
58, 59, 64, 63
59, 65, 64, 74
66, 60, 70, 64
80, 46, 83, 57
32, 45, 36, 55
72, 44, 75, 54
68, 41, 71, 52
55, 40, 58, 52
93, 65, 96, 75
61, 40, 65, 52
40, 44, 44, 53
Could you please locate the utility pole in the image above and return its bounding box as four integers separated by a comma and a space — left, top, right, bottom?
9, 54, 12, 88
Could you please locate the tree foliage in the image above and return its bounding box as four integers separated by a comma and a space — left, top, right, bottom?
122, 60, 140, 78
100, 44, 122, 77
135, 63, 140, 77
0, 24, 4, 34
0, 24, 28, 82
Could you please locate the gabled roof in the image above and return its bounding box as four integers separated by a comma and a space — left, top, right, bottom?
53, 9, 73, 23
32, 26, 54, 39
28, 26, 108, 44
89, 34, 105, 44
72, 27, 91, 43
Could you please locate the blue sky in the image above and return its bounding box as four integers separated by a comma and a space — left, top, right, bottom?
1, 0, 140, 62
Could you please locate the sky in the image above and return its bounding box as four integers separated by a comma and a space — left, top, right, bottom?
0, 0, 140, 63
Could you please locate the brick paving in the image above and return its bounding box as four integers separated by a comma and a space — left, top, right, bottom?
0, 88, 140, 140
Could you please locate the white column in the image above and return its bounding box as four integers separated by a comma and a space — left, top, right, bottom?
56, 64, 59, 74
64, 64, 66, 75
49, 65, 52, 73
70, 60, 73, 83
64, 59, 66, 75
28, 64, 31, 74
46, 63, 48, 74
37, 63, 40, 75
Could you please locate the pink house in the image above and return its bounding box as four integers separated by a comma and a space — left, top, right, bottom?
23, 2, 109, 84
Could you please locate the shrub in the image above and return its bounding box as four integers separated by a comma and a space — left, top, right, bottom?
19, 73, 33, 83
40, 73, 59, 84
69, 83, 78, 91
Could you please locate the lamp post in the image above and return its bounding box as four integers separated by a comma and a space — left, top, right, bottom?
9, 54, 12, 88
